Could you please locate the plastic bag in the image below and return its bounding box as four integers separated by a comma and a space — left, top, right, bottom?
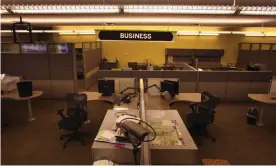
1, 74, 20, 92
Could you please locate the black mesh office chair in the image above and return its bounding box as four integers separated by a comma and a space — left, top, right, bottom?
57, 93, 89, 149
187, 91, 220, 146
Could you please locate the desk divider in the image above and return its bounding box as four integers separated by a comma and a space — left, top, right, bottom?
139, 78, 151, 165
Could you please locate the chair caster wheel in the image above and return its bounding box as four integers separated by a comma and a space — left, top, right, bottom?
212, 138, 216, 142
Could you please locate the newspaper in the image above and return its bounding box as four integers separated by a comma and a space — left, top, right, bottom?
150, 120, 185, 146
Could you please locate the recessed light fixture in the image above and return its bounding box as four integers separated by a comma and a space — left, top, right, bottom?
240, 6, 276, 15
124, 5, 236, 14
0, 29, 96, 35
1, 5, 120, 14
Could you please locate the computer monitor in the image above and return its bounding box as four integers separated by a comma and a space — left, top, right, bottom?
160, 81, 176, 97
98, 79, 115, 96
163, 80, 179, 94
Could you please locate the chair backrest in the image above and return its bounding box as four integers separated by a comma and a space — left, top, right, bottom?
198, 91, 220, 123
64, 93, 88, 122
65, 93, 87, 110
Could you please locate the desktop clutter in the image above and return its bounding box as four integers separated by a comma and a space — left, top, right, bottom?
98, 78, 179, 103
1, 74, 33, 97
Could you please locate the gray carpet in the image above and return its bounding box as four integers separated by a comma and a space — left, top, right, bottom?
2, 99, 276, 165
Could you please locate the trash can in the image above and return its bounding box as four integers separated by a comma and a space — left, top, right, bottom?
247, 107, 258, 125
17, 81, 33, 97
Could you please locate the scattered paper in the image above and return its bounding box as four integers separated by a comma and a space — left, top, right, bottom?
150, 120, 185, 146
101, 130, 116, 140
93, 159, 118, 165
95, 130, 133, 149
113, 106, 129, 111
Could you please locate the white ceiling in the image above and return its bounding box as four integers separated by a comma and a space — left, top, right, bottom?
1, 0, 276, 6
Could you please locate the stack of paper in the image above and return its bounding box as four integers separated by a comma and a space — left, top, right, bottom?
95, 130, 133, 149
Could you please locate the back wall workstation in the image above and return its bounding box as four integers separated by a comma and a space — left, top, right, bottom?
98, 69, 273, 101
1, 43, 77, 98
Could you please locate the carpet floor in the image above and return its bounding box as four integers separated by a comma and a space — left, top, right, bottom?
1, 99, 276, 165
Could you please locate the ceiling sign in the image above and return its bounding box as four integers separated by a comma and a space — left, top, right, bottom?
98, 30, 173, 41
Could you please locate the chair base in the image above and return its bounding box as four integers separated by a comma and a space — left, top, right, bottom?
60, 131, 90, 149
188, 126, 216, 146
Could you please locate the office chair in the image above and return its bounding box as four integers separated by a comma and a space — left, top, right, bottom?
187, 91, 220, 146
57, 93, 90, 149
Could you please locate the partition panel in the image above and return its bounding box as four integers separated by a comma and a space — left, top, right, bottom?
23, 54, 50, 80
1, 54, 26, 77
49, 54, 74, 80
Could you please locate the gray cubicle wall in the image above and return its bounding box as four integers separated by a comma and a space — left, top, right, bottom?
98, 70, 197, 93
83, 42, 102, 90
98, 70, 273, 101
1, 43, 76, 98
198, 71, 228, 100
198, 71, 273, 101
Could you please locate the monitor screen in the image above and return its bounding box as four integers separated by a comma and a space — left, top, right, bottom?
163, 80, 179, 94
161, 81, 176, 97
98, 79, 115, 96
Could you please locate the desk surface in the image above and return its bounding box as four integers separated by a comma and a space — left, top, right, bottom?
248, 94, 276, 104
92, 109, 139, 164
170, 93, 201, 105
1, 90, 43, 100
91, 109, 198, 165
147, 109, 198, 165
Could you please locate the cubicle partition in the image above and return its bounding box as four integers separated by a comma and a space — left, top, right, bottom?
98, 70, 273, 101
1, 43, 77, 98
236, 43, 276, 74
83, 42, 102, 90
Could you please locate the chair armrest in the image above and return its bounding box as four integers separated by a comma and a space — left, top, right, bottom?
57, 109, 66, 119
189, 102, 199, 113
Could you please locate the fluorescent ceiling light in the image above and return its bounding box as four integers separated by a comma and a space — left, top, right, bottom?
202, 31, 231, 34
232, 31, 262, 35
245, 34, 265, 37
240, 11, 276, 15
124, 5, 235, 14
1, 5, 119, 14
199, 33, 219, 36
43, 30, 72, 33
265, 34, 276, 37
59, 32, 95, 35
1, 17, 268, 25
178, 31, 228, 36
240, 6, 276, 15
177, 31, 199, 35
0, 29, 96, 34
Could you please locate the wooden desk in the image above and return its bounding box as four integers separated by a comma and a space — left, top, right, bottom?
1, 90, 43, 121
80, 91, 140, 110
248, 94, 276, 126
169, 93, 201, 106
80, 92, 113, 103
